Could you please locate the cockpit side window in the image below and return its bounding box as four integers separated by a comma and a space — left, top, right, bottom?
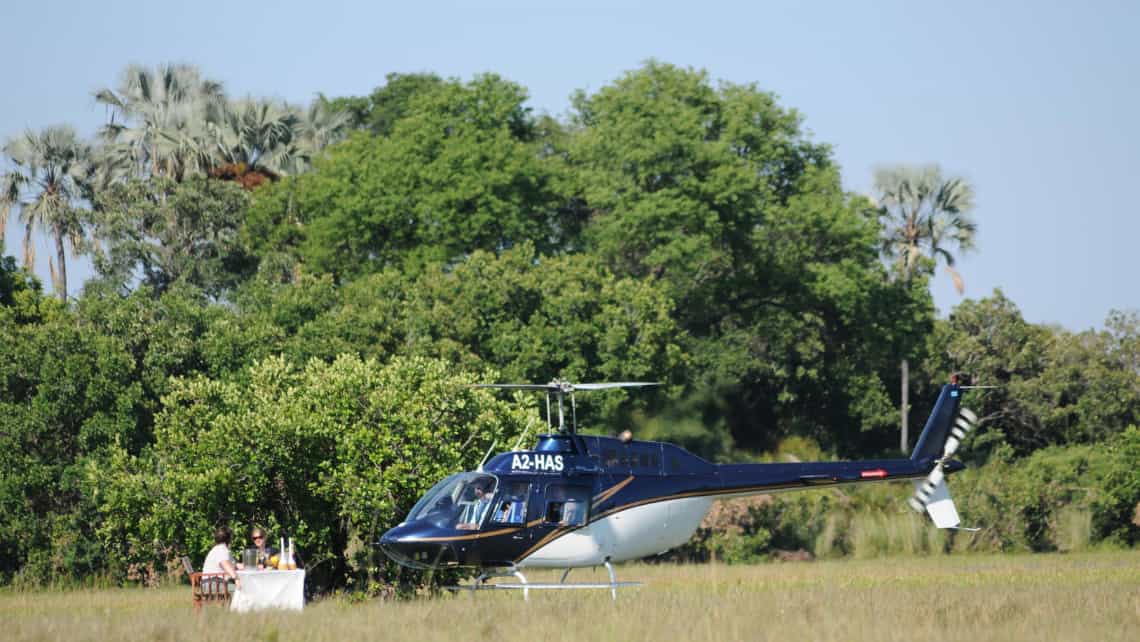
544, 484, 590, 527
490, 481, 531, 525
407, 472, 499, 530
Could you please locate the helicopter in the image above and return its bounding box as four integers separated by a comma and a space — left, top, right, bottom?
378, 378, 979, 599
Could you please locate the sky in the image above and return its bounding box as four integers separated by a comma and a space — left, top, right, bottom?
2, 0, 1137, 331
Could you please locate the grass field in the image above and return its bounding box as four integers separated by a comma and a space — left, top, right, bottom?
3, 551, 1137, 642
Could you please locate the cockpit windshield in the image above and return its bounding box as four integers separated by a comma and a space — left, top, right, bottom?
405, 472, 500, 530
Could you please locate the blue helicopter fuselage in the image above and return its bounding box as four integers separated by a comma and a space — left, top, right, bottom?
378, 431, 962, 570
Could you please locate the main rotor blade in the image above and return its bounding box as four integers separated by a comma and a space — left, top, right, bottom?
572, 382, 660, 390
470, 384, 560, 391
472, 381, 660, 392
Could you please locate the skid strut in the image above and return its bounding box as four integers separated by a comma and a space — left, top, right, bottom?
448, 559, 639, 601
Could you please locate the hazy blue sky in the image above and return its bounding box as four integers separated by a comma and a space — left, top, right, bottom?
2, 0, 1137, 330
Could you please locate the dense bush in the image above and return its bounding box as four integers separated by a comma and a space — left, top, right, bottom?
85, 354, 533, 592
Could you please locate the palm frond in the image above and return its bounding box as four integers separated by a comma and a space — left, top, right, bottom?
944, 264, 965, 295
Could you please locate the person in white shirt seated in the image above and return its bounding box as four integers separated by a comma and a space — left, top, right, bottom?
560, 498, 585, 527
202, 526, 241, 589
457, 483, 495, 530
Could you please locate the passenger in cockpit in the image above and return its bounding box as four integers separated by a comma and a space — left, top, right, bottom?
457, 482, 495, 530
560, 497, 584, 526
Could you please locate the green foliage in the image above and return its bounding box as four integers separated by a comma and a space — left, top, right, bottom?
389, 246, 685, 426
0, 255, 44, 319
203, 244, 686, 431
1092, 426, 1140, 545
322, 72, 446, 135
568, 61, 828, 311
924, 292, 1140, 455
565, 61, 932, 456
87, 354, 533, 591
89, 177, 254, 297
0, 296, 142, 583
246, 74, 576, 278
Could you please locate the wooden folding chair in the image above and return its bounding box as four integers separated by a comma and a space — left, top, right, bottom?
183, 556, 231, 613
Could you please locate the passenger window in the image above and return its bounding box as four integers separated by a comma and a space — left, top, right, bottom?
544, 484, 590, 527
490, 481, 530, 525
603, 448, 619, 467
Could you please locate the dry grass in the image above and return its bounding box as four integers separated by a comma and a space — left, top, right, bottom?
3, 551, 1137, 642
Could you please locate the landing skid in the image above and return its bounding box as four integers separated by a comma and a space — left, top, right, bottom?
446, 560, 641, 601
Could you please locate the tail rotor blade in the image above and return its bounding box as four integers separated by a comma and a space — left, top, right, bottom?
941, 407, 978, 459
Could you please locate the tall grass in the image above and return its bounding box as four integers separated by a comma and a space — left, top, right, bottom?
849, 511, 949, 558
3, 552, 1137, 642
1054, 507, 1093, 552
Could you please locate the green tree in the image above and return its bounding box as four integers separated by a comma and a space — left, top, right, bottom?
0, 291, 142, 583
386, 246, 685, 427
202, 244, 686, 431
567, 62, 831, 316
874, 163, 977, 453
0, 255, 40, 310
924, 291, 1052, 456
926, 293, 1139, 455
566, 61, 927, 455
246, 74, 575, 278
1, 126, 98, 301
88, 354, 533, 590
87, 177, 253, 297
207, 98, 347, 183
322, 72, 446, 135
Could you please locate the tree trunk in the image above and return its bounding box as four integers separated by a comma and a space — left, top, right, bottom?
900, 358, 909, 454
54, 233, 67, 302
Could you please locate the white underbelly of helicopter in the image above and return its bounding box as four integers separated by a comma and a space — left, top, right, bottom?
519, 496, 715, 567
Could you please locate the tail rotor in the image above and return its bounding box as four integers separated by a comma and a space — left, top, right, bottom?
907, 406, 980, 530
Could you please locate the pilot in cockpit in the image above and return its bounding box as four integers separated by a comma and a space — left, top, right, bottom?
456, 482, 495, 530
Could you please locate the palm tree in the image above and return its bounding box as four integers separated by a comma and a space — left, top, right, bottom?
292, 99, 350, 164
0, 126, 97, 301
207, 98, 300, 184
206, 98, 349, 188
95, 63, 224, 181
874, 164, 977, 453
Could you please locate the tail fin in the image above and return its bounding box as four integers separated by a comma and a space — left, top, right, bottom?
907, 382, 981, 531
910, 383, 963, 460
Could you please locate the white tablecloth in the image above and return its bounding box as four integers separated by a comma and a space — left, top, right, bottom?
231, 569, 305, 612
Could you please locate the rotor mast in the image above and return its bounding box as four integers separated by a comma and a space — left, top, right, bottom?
472, 380, 659, 435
